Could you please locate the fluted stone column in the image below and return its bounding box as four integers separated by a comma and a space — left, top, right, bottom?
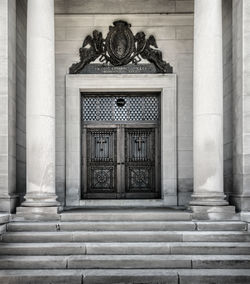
190, 0, 234, 219
20, 0, 59, 215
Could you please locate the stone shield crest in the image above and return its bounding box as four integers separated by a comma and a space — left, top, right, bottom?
106, 20, 135, 66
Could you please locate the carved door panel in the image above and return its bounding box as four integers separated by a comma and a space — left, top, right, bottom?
83, 129, 117, 199
82, 126, 160, 199
125, 128, 159, 198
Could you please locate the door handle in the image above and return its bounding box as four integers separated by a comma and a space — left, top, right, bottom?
117, 162, 125, 165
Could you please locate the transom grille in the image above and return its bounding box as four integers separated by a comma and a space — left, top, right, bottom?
81, 94, 160, 122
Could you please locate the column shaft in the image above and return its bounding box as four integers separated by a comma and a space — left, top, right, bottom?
23, 0, 58, 207
190, 0, 227, 206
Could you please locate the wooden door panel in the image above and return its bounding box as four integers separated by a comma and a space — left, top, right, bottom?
127, 166, 153, 191
84, 129, 117, 198
125, 128, 159, 198
81, 93, 161, 200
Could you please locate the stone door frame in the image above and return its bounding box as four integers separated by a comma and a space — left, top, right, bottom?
65, 74, 177, 207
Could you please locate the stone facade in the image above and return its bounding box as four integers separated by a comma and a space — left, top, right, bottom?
2, 1, 250, 282
0, 0, 250, 215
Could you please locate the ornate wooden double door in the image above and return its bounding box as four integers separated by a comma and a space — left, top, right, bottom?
81, 93, 161, 199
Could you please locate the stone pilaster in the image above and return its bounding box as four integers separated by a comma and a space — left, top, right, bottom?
231, 0, 250, 213
190, 0, 234, 219
0, 0, 18, 213
18, 0, 59, 219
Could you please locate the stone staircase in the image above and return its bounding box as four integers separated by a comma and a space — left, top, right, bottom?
0, 209, 250, 283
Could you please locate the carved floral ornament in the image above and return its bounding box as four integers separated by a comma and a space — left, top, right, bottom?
69, 20, 173, 74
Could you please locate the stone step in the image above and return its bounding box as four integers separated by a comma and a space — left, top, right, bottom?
0, 242, 250, 256
7, 221, 247, 232
0, 242, 86, 255
0, 255, 250, 269
68, 255, 250, 269
1, 269, 250, 284
178, 269, 250, 284
60, 209, 192, 221
7, 221, 195, 232
195, 221, 247, 231
85, 242, 250, 255
3, 231, 250, 243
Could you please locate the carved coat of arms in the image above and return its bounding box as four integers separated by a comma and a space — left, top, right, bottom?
69, 20, 173, 74
106, 21, 135, 66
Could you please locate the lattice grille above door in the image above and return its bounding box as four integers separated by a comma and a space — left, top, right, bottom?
81, 94, 160, 122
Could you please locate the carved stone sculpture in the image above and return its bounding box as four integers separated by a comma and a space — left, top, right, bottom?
69, 20, 173, 74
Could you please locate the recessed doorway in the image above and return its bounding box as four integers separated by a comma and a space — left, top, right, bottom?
65, 74, 177, 207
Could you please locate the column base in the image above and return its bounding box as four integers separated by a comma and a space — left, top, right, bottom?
189, 192, 236, 220
22, 193, 60, 207
190, 205, 236, 220
189, 192, 229, 206
16, 206, 61, 221
19, 193, 60, 220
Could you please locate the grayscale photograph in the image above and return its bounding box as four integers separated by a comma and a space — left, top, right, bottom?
0, 0, 250, 283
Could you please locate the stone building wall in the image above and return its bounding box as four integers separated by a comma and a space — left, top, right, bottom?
53, 0, 235, 206
55, 0, 194, 14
